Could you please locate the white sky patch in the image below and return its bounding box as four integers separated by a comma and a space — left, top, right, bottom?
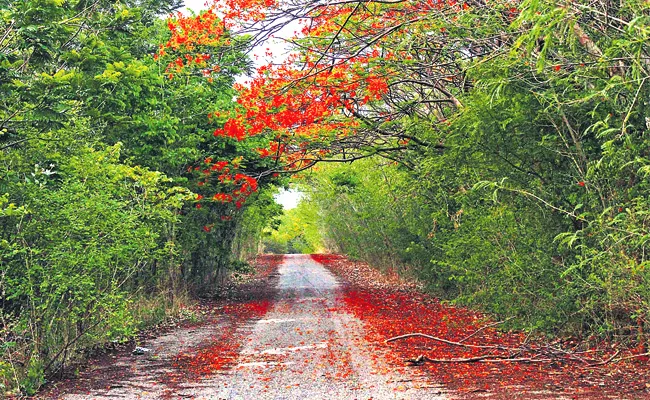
275, 188, 303, 210
181, 0, 296, 72
182, 0, 212, 14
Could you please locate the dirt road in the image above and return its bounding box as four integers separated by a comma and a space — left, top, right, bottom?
50, 254, 446, 399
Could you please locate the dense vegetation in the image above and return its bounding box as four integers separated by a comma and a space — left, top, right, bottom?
262, 197, 322, 254
300, 1, 650, 342
0, 0, 283, 394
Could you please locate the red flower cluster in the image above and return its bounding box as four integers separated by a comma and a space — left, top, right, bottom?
157, 9, 226, 74
187, 156, 259, 213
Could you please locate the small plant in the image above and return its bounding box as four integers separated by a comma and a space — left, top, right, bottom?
231, 260, 254, 274
20, 358, 45, 396
179, 308, 201, 324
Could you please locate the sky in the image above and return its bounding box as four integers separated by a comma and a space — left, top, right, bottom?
181, 0, 293, 68
182, 0, 212, 13
275, 188, 304, 210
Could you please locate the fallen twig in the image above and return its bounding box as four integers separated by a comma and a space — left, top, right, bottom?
389, 332, 646, 368
458, 317, 514, 343
585, 350, 650, 368
407, 354, 553, 364
386, 332, 519, 351
586, 350, 621, 367
616, 351, 650, 362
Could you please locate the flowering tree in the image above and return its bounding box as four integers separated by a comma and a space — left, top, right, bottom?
161, 1, 522, 181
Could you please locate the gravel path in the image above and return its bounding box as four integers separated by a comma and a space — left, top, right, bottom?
53, 254, 448, 399
181, 254, 447, 400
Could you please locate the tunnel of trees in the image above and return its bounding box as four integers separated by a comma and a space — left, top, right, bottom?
2, 0, 649, 394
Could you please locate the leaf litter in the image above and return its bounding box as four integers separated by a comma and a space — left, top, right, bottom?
313, 253, 650, 400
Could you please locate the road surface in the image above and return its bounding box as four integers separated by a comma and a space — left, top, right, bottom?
56, 254, 447, 399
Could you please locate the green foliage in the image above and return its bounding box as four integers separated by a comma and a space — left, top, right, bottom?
0, 0, 280, 394
263, 196, 322, 254
233, 188, 284, 258
309, 0, 650, 341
